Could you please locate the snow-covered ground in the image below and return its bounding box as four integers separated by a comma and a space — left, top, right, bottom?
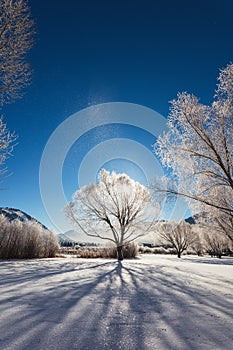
0, 255, 232, 350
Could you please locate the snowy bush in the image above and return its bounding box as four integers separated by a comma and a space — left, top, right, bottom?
0, 215, 59, 259
72, 242, 139, 259
138, 246, 154, 254
104, 242, 138, 259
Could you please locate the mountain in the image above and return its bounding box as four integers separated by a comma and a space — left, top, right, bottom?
185, 216, 196, 225
58, 233, 77, 244
58, 230, 101, 246
63, 230, 82, 241
0, 207, 48, 230
185, 212, 207, 225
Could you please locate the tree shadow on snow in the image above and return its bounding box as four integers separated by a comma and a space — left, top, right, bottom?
182, 256, 233, 265
0, 257, 232, 350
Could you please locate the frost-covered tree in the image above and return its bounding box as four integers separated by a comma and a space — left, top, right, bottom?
0, 0, 34, 178
0, 117, 16, 177
204, 230, 230, 259
154, 63, 233, 240
195, 186, 233, 242
0, 0, 34, 104
0, 215, 59, 259
156, 221, 198, 258
65, 169, 160, 260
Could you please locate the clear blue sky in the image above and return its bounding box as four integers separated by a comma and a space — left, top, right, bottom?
1, 0, 233, 233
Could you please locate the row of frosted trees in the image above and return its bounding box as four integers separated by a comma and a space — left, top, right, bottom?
153, 221, 232, 259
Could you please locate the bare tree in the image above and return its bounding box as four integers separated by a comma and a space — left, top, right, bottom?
157, 221, 198, 258
0, 0, 34, 179
190, 239, 203, 257
204, 231, 230, 259
0, 0, 34, 104
154, 63, 233, 241
65, 169, 161, 260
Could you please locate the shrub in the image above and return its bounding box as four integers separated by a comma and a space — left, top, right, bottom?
138, 245, 177, 255
152, 246, 168, 254
76, 247, 103, 258
70, 242, 139, 259
138, 246, 154, 254
104, 242, 138, 259
0, 215, 59, 259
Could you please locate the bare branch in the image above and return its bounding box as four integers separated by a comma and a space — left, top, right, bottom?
64, 170, 161, 259
0, 0, 35, 105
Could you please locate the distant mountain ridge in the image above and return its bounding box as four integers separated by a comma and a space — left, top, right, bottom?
185, 212, 206, 225
0, 207, 48, 230
184, 216, 196, 225
58, 233, 77, 243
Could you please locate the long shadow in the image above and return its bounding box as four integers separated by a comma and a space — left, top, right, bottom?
182, 256, 233, 265
0, 257, 232, 350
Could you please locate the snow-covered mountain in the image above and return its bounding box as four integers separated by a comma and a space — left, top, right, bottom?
58, 232, 77, 244
0, 207, 48, 230
58, 230, 100, 245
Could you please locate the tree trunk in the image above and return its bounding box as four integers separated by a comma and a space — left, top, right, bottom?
117, 245, 124, 261
177, 251, 181, 258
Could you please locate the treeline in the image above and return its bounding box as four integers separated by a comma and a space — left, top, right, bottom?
153, 221, 233, 259
0, 215, 59, 259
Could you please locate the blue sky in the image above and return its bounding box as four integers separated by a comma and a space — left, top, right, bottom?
1, 0, 233, 233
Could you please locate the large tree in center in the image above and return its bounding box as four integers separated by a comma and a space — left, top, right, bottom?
65, 169, 158, 260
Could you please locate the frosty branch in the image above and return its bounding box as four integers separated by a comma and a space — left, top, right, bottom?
0, 0, 34, 179
154, 63, 233, 240
0, 0, 34, 104
65, 169, 161, 260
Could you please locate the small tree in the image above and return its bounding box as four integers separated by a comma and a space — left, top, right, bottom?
65, 169, 160, 260
204, 231, 230, 259
190, 239, 203, 256
157, 221, 197, 258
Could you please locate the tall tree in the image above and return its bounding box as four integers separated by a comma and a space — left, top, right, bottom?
154, 63, 233, 240
0, 0, 34, 104
65, 169, 160, 260
0, 0, 34, 177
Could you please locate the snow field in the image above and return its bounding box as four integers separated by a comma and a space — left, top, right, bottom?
0, 255, 232, 350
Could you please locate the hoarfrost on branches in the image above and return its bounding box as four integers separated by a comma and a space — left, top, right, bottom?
65, 169, 161, 260
0, 116, 16, 177
154, 63, 233, 240
0, 0, 34, 104
156, 221, 198, 258
0, 0, 34, 179
0, 215, 59, 259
